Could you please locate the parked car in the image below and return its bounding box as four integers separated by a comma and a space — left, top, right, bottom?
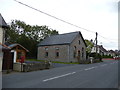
114, 56, 120, 60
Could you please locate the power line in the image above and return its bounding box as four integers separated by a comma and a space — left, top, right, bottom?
98, 34, 118, 43
99, 34, 118, 40
14, 0, 118, 44
14, 0, 95, 33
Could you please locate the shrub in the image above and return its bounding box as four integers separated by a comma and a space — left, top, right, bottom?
102, 55, 113, 58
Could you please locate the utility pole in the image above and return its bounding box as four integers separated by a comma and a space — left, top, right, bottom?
96, 32, 98, 59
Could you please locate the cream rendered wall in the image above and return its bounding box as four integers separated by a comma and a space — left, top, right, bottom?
0, 27, 3, 43
0, 27, 3, 72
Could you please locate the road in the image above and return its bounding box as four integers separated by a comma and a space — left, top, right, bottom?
2, 60, 118, 88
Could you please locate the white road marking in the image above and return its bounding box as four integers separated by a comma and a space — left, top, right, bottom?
101, 64, 107, 66
43, 61, 116, 82
84, 67, 95, 71
43, 72, 76, 82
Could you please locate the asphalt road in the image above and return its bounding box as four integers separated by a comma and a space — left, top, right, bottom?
2, 60, 118, 88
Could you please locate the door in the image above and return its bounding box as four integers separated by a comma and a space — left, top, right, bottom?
10, 52, 14, 69
2, 51, 13, 70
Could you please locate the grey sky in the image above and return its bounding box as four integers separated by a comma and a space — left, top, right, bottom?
0, 0, 119, 50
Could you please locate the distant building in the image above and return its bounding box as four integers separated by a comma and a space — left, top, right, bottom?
107, 50, 116, 57
37, 31, 87, 63
91, 45, 108, 56
0, 14, 8, 72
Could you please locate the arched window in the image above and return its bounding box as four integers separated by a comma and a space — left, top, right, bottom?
56, 52, 59, 57
74, 46, 76, 50
82, 47, 84, 57
45, 52, 48, 57
73, 46, 77, 58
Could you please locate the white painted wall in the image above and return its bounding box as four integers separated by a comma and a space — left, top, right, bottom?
91, 46, 100, 53
11, 50, 17, 63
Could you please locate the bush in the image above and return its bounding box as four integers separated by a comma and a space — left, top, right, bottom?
102, 55, 113, 58
89, 53, 102, 61
89, 53, 101, 58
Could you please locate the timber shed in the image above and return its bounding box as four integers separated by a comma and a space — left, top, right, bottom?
8, 44, 29, 63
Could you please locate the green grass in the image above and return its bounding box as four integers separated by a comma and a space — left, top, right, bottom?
26, 59, 45, 62
51, 61, 79, 64
26, 59, 79, 64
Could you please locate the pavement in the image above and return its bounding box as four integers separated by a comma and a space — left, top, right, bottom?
2, 60, 118, 88
102, 58, 115, 60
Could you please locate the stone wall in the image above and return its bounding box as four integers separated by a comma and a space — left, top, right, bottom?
37, 34, 86, 63
13, 62, 51, 72
70, 34, 86, 62
37, 45, 69, 62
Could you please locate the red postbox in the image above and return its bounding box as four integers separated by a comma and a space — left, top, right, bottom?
20, 56, 25, 63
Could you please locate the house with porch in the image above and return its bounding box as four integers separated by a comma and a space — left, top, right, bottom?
37, 31, 87, 63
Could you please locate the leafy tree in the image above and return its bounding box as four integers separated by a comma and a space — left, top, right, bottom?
85, 39, 94, 53
5, 20, 59, 58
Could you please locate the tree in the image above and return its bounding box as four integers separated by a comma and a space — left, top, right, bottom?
85, 39, 94, 53
5, 20, 59, 58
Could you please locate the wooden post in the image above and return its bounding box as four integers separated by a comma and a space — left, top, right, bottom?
96, 32, 98, 59
6, 50, 10, 73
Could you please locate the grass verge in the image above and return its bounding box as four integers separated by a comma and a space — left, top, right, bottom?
26, 59, 79, 64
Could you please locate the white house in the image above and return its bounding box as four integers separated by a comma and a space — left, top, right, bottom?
107, 50, 116, 57
91, 45, 108, 56
0, 14, 8, 72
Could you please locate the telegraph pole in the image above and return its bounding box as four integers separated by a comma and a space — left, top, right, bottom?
96, 32, 98, 59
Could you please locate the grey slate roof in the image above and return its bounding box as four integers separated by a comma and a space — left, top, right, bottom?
38, 31, 87, 46
0, 13, 8, 28
98, 45, 108, 52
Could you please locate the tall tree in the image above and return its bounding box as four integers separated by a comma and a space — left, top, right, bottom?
5, 20, 59, 58
85, 39, 94, 53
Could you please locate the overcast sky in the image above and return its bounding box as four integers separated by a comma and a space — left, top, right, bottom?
0, 0, 119, 50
